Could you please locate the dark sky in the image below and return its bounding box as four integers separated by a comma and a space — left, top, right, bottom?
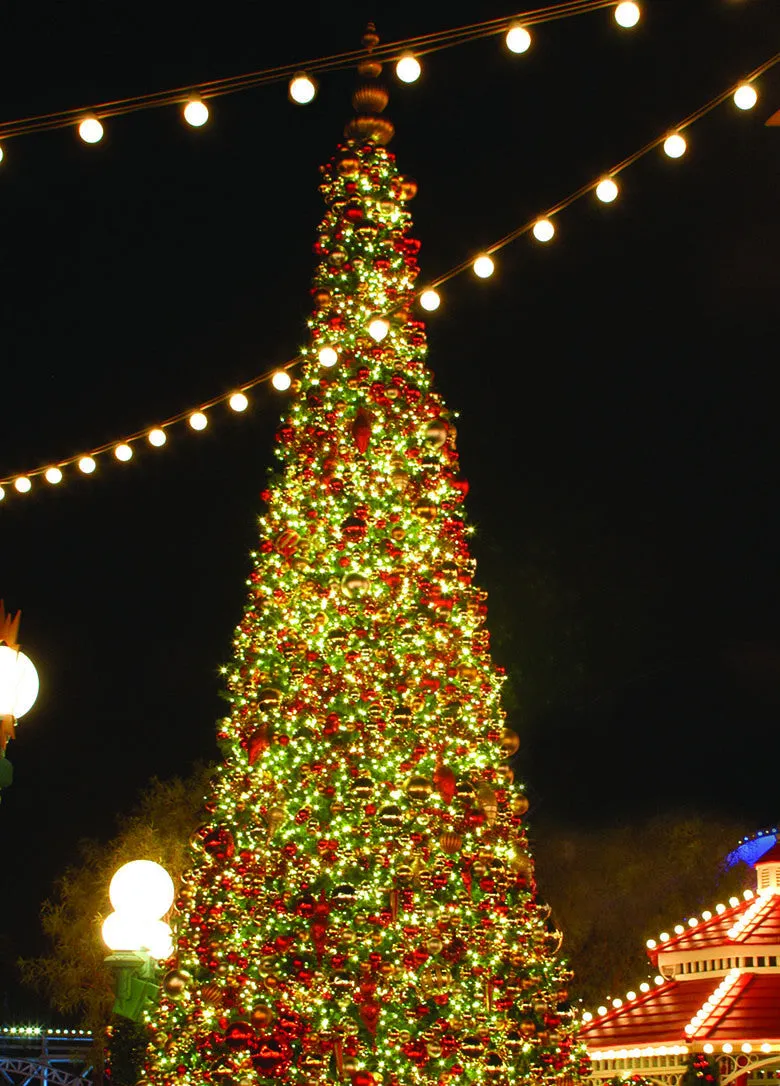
0, 0, 778, 1017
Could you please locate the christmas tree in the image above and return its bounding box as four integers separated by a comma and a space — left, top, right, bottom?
143, 28, 586, 1086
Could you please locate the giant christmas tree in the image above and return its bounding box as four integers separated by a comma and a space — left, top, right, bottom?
143, 28, 586, 1086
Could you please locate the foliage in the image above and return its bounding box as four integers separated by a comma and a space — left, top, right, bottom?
681, 1051, 721, 1086
106, 1015, 150, 1086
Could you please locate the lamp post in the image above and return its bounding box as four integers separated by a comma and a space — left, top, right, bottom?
0, 601, 40, 798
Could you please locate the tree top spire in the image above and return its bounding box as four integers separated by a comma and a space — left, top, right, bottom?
344, 23, 395, 146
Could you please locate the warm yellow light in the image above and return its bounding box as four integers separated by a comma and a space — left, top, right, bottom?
420, 289, 440, 311
148, 428, 167, 447
0, 145, 4, 165
189, 411, 208, 431
368, 318, 390, 342
614, 2, 640, 28
626, 991, 636, 1001
646, 939, 657, 949
473, 254, 495, 279
597, 1006, 608, 1016
110, 860, 175, 920
114, 444, 133, 462
533, 218, 555, 242
0, 486, 5, 501
44, 467, 63, 485
704, 1044, 714, 1054
318, 346, 339, 367
612, 998, 622, 1008
229, 392, 249, 412
183, 97, 209, 127
506, 25, 532, 53
663, 133, 687, 158
78, 456, 96, 474
722, 1044, 733, 1054
596, 177, 619, 203
639, 983, 650, 992
289, 74, 317, 104
733, 83, 758, 110
0, 644, 40, 718
659, 931, 670, 941
396, 54, 421, 83
271, 370, 292, 391
78, 116, 104, 144
14, 477, 31, 494
674, 924, 685, 934
729, 896, 739, 907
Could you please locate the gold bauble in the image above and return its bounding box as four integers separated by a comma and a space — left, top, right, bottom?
426, 935, 444, 955
250, 1005, 275, 1027
406, 776, 432, 801
499, 728, 520, 757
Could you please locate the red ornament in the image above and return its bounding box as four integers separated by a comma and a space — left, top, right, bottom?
352, 409, 373, 454
247, 726, 271, 765
202, 828, 235, 861
224, 1021, 255, 1049
359, 1001, 380, 1035
433, 765, 456, 805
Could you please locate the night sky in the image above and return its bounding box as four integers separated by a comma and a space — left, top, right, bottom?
0, 0, 778, 1018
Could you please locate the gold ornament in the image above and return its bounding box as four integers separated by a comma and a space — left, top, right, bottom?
499, 728, 520, 757
406, 776, 432, 801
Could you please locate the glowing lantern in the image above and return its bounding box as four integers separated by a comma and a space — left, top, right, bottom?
229, 392, 248, 412
44, 467, 63, 485
78, 456, 96, 474
473, 255, 495, 279
110, 860, 175, 921
596, 178, 619, 203
148, 428, 167, 447
733, 84, 757, 111
505, 25, 532, 53
420, 289, 440, 311
396, 55, 421, 83
614, 3, 640, 29
271, 371, 292, 391
183, 97, 209, 127
114, 444, 133, 461
189, 412, 208, 431
14, 477, 32, 494
533, 218, 555, 243
663, 133, 687, 158
78, 116, 104, 144
289, 74, 317, 104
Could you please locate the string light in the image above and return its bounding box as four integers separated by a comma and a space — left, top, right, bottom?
733, 83, 758, 110
189, 411, 208, 431
614, 2, 641, 29
271, 370, 292, 391
14, 477, 31, 494
183, 97, 209, 127
395, 54, 422, 83
473, 254, 495, 278
368, 318, 390, 341
0, 486, 5, 501
78, 456, 96, 474
0, 145, 4, 164
663, 133, 687, 158
318, 346, 338, 366
595, 177, 619, 202
78, 116, 104, 144
148, 428, 167, 447
115, 443, 133, 461
532, 218, 555, 242
44, 467, 63, 485
419, 288, 441, 311
505, 24, 532, 54
288, 74, 317, 105
229, 392, 249, 412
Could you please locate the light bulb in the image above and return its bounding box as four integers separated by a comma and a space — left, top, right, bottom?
289, 74, 316, 104
596, 177, 619, 203
368, 318, 389, 342
614, 3, 640, 29
733, 83, 757, 111
78, 116, 104, 144
396, 55, 421, 83
0, 145, 4, 165
533, 218, 555, 242
229, 392, 249, 412
14, 477, 32, 494
419, 289, 440, 311
506, 25, 532, 53
473, 255, 495, 279
189, 411, 208, 431
109, 860, 175, 920
663, 133, 687, 158
318, 346, 338, 367
44, 467, 63, 485
271, 371, 292, 391
183, 97, 209, 127
78, 456, 96, 474
114, 444, 133, 462
148, 428, 167, 447
0, 486, 5, 501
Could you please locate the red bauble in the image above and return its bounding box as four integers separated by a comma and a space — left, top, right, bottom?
433, 765, 456, 805
352, 409, 373, 454
224, 1021, 255, 1050
202, 828, 235, 861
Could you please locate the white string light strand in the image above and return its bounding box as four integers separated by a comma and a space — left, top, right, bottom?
1, 48, 776, 505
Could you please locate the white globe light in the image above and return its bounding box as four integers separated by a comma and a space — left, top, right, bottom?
289, 74, 316, 105
663, 133, 687, 158
14, 477, 31, 494
0, 486, 5, 502
419, 289, 440, 311
0, 144, 4, 165
271, 370, 292, 391
78, 116, 104, 144
368, 318, 389, 342
533, 218, 555, 242
44, 467, 63, 485
138, 918, 174, 959
506, 25, 532, 54
109, 860, 175, 921
596, 177, 619, 203
229, 392, 249, 412
614, 3, 641, 29
189, 412, 208, 431
396, 55, 421, 84
183, 98, 209, 127
733, 83, 757, 111
78, 456, 96, 474
473, 255, 495, 279
148, 428, 167, 447
101, 910, 146, 952
318, 346, 338, 367
114, 443, 133, 462
0, 645, 40, 718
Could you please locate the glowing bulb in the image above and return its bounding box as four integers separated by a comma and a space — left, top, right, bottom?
659, 932, 670, 941
723, 1044, 733, 1054
654, 976, 664, 985
533, 218, 555, 242
78, 456, 96, 474
0, 487, 5, 501
318, 346, 338, 367
189, 411, 208, 431
396, 54, 421, 83
44, 467, 62, 485
78, 116, 104, 144
289, 74, 316, 104
183, 97, 209, 127
0, 645, 39, 718
368, 318, 389, 342
506, 24, 532, 53
646, 939, 657, 949
473, 254, 495, 279
614, 2, 640, 28
0, 144, 4, 164
596, 177, 619, 203
597, 1006, 608, 1017
14, 477, 31, 494
674, 924, 685, 935
640, 983, 650, 993
148, 428, 167, 447
114, 444, 133, 462
420, 288, 440, 311
110, 860, 175, 920
271, 371, 292, 391
729, 896, 739, 907
733, 83, 757, 110
663, 133, 687, 158
229, 392, 249, 412
612, 998, 622, 1008
626, 991, 636, 1001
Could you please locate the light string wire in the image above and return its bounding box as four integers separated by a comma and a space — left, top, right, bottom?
0, 0, 616, 140
1, 46, 777, 500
